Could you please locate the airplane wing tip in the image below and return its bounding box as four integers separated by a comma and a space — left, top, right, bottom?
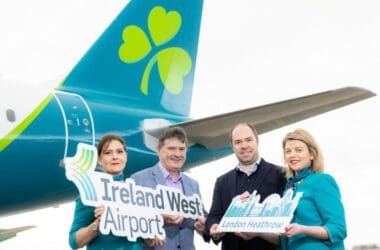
0, 225, 36, 242
345, 85, 377, 97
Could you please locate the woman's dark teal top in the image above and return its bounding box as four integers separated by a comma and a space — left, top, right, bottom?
68, 174, 141, 250
281, 167, 347, 250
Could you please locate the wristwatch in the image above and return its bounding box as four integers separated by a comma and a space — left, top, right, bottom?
89, 220, 99, 232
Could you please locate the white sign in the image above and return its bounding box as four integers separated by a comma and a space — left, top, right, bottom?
64, 143, 203, 241
218, 189, 302, 233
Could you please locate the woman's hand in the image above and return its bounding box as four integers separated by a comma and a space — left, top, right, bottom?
284, 223, 329, 240
284, 223, 304, 237
94, 205, 105, 219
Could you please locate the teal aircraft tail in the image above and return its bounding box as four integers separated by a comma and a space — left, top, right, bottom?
60, 0, 203, 117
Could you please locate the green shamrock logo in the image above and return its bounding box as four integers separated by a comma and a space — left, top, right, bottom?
118, 6, 192, 95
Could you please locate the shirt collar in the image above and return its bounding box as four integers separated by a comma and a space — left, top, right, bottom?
236, 157, 261, 176
113, 173, 125, 181
285, 166, 312, 190
95, 166, 124, 181
158, 162, 183, 182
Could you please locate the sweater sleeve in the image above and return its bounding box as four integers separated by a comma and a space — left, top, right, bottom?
205, 176, 225, 231
313, 174, 347, 243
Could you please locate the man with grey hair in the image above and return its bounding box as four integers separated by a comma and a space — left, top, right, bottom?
131, 126, 209, 250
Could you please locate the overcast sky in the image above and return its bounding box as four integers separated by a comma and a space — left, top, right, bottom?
1, 0, 380, 249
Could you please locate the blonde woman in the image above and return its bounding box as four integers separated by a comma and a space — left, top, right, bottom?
239, 129, 347, 249
280, 129, 346, 250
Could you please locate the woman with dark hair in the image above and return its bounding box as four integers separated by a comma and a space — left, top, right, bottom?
68, 134, 141, 249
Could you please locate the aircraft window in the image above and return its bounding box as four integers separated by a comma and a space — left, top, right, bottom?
6, 109, 16, 122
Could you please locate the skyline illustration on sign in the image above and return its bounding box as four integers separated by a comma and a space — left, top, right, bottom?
219, 189, 302, 233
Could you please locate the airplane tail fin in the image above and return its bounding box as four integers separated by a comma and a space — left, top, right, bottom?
60, 0, 203, 117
